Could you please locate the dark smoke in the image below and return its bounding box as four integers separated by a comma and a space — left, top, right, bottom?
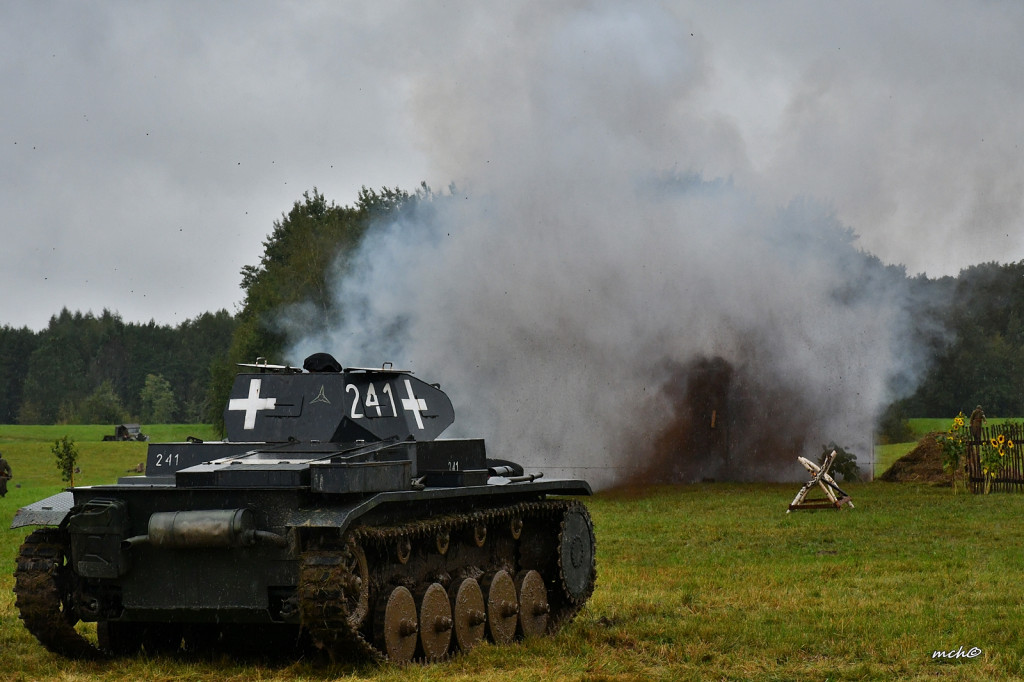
629, 356, 819, 486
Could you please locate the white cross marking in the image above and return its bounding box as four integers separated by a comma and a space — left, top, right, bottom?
228, 379, 277, 429
401, 379, 428, 430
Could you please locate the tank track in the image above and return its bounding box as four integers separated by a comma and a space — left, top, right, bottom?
13, 527, 104, 660
298, 499, 596, 662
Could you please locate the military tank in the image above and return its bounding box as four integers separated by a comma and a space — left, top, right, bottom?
10, 353, 596, 663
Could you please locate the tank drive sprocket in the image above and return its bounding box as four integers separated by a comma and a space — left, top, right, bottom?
556, 503, 597, 606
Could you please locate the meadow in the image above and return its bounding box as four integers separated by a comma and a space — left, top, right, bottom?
0, 424, 1020, 680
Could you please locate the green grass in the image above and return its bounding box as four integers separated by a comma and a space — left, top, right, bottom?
906, 417, 954, 439
1, 426, 1021, 680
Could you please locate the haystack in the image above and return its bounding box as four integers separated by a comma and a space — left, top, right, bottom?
878, 433, 949, 484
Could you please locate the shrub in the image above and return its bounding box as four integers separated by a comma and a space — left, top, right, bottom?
819, 442, 861, 482
52, 435, 79, 487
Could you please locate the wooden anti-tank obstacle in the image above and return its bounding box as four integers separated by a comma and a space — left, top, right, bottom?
787, 450, 854, 512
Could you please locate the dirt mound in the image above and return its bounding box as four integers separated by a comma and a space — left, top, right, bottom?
879, 433, 949, 484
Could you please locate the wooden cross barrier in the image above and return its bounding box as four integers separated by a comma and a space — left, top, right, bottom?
787, 450, 855, 512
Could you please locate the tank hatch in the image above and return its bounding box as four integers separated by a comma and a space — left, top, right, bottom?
223, 363, 455, 443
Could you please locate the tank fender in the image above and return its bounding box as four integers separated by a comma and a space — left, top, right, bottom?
9, 491, 75, 529
283, 479, 593, 530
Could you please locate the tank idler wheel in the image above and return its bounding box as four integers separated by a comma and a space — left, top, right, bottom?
417, 582, 453, 660
436, 530, 450, 556
373, 586, 419, 663
450, 578, 486, 651
510, 517, 523, 540
473, 523, 487, 547
395, 536, 412, 565
483, 569, 519, 644
515, 570, 550, 638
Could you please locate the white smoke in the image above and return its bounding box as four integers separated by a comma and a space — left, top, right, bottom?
288, 3, 936, 487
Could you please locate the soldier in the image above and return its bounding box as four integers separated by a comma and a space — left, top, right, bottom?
0, 451, 12, 497
970, 405, 986, 442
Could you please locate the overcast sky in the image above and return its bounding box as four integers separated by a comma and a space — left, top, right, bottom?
3, 1, 1023, 332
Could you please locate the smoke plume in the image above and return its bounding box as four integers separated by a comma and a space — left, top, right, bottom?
289, 4, 935, 487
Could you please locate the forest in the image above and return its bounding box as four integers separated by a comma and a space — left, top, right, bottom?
1, 184, 1022, 433
0, 308, 235, 425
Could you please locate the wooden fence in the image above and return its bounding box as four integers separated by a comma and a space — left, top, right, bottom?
965, 423, 1024, 493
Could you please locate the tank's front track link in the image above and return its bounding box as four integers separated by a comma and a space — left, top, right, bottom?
13, 528, 105, 660
297, 499, 589, 661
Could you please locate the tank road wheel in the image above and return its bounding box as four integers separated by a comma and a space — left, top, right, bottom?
373, 586, 418, 663
483, 569, 519, 644
557, 505, 597, 605
450, 578, 486, 651
516, 569, 550, 638
417, 583, 453, 661
13, 528, 104, 660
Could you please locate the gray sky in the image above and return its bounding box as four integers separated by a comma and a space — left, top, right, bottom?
3, 1, 1023, 332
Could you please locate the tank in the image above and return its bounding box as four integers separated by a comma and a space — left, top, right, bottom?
10, 353, 596, 662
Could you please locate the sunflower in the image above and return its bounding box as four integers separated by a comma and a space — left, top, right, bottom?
954, 416, 965, 427
991, 438, 1000, 448
998, 434, 1006, 444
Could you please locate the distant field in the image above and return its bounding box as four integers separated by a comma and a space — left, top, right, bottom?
1, 424, 1020, 679
907, 416, 1020, 440
0, 423, 217, 446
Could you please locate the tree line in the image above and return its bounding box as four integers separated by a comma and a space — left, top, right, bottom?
898, 260, 1024, 418
0, 308, 235, 425
3, 183, 1022, 433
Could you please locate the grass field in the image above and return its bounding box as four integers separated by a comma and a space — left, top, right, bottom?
0, 425, 1020, 680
